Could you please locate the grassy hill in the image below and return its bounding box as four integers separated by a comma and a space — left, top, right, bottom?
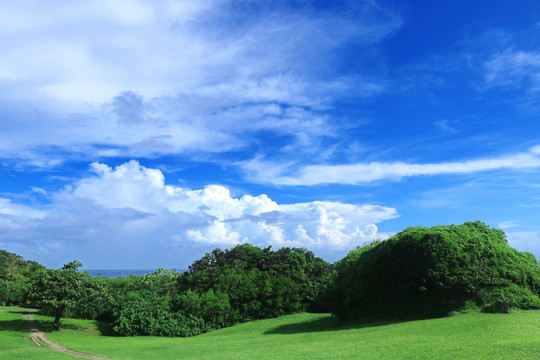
2, 306, 539, 359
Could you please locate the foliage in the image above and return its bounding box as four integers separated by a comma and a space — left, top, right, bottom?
328, 221, 540, 319
3, 222, 540, 339
0, 250, 45, 306
111, 269, 187, 336
111, 244, 332, 336
183, 245, 332, 323
0, 250, 45, 280
112, 299, 205, 337
30, 261, 114, 329
177, 288, 236, 330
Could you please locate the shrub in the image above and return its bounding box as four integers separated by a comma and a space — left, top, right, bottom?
328, 221, 540, 319
112, 299, 205, 337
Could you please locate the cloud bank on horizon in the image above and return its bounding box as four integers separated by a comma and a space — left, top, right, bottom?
1, 0, 540, 268
0, 161, 397, 267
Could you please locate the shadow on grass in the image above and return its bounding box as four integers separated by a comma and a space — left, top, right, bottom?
35, 319, 91, 333
264, 315, 405, 335
0, 319, 33, 333
95, 321, 116, 336
0, 312, 89, 334
2, 308, 118, 337
7, 309, 38, 315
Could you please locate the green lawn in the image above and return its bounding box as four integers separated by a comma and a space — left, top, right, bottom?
2, 306, 540, 359
0, 307, 74, 359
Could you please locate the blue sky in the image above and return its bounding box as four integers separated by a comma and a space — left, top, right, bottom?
1, 0, 540, 269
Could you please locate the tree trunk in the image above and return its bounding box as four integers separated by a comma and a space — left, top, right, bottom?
53, 309, 62, 330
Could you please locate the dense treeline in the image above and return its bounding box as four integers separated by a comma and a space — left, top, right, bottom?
328, 221, 540, 319
0, 250, 45, 306
1, 245, 332, 336
2, 221, 540, 337
112, 245, 332, 336
31, 260, 114, 329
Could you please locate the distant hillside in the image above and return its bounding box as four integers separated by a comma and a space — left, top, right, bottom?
0, 250, 45, 306
0, 250, 44, 280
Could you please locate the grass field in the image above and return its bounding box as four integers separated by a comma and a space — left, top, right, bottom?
1, 306, 540, 359
0, 307, 74, 360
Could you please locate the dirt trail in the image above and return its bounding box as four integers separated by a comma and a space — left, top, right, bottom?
23, 313, 111, 360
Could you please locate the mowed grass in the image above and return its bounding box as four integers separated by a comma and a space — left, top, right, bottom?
2, 306, 540, 360
0, 306, 74, 360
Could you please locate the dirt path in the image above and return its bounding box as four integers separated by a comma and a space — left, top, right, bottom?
23, 313, 112, 360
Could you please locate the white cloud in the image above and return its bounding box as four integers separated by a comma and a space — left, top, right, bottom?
0, 1, 400, 166
498, 220, 519, 230
186, 221, 243, 245
30, 187, 47, 196
0, 161, 398, 263
0, 198, 46, 220
277, 202, 393, 247
433, 119, 458, 134
241, 145, 540, 185
506, 231, 540, 258
484, 48, 540, 90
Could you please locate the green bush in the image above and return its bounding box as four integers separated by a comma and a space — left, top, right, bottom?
477, 283, 540, 311
30, 261, 115, 328
0, 250, 45, 306
177, 288, 238, 330
112, 299, 204, 337
0, 280, 26, 306
184, 245, 332, 323
328, 221, 540, 319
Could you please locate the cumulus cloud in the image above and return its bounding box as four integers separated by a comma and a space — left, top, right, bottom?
0, 161, 397, 265
241, 145, 540, 185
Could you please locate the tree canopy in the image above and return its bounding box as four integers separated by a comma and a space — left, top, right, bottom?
111, 244, 332, 336
3, 221, 540, 336
327, 221, 540, 319
31, 260, 113, 329
0, 250, 45, 306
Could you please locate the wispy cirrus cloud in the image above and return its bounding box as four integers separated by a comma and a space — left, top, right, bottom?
484, 48, 540, 90
241, 145, 540, 186
433, 119, 458, 134
498, 220, 520, 229
0, 0, 400, 167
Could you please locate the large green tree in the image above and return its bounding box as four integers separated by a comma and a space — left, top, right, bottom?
112, 244, 333, 336
31, 260, 112, 329
0, 250, 44, 306
185, 244, 332, 320
328, 221, 540, 320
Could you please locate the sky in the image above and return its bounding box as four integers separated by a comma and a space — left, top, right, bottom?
1, 0, 540, 269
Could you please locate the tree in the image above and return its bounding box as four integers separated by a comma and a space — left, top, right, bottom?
182, 244, 332, 324
31, 260, 112, 329
328, 222, 540, 320
0, 250, 45, 306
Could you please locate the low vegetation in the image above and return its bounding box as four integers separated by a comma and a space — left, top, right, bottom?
0, 250, 44, 307
112, 245, 332, 336
1, 244, 333, 337
327, 221, 540, 319
1, 221, 539, 343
